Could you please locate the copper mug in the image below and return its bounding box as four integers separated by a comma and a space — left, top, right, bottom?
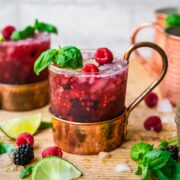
132, 8, 178, 77
131, 21, 180, 105
51, 42, 168, 155
153, 7, 178, 74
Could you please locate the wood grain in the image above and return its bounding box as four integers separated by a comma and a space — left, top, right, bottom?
0, 60, 176, 180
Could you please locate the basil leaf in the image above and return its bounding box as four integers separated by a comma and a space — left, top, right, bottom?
57, 46, 83, 69
34, 46, 83, 74
34, 49, 58, 75
34, 19, 57, 34
160, 158, 176, 179
130, 142, 153, 161
11, 26, 35, 41
158, 140, 169, 149
172, 163, 180, 180
154, 169, 170, 180
0, 142, 16, 155
158, 138, 179, 149
38, 121, 52, 130
20, 163, 36, 179
166, 14, 180, 27
144, 150, 171, 170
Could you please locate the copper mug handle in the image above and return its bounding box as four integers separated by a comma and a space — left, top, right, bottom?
131, 22, 164, 77
123, 42, 168, 118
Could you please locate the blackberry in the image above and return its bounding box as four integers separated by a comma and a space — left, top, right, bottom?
13, 144, 34, 165
161, 145, 179, 161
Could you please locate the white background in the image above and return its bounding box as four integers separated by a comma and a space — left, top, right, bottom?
0, 0, 180, 53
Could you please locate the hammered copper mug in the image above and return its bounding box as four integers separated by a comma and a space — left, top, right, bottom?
152, 7, 178, 74
51, 42, 168, 155
131, 23, 180, 105
133, 8, 178, 77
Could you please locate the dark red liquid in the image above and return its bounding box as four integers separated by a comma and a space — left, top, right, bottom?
0, 33, 50, 84
49, 51, 128, 122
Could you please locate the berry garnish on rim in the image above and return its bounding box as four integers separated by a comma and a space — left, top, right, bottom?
94, 47, 113, 65
0, 19, 57, 42
82, 64, 99, 73
1, 25, 16, 40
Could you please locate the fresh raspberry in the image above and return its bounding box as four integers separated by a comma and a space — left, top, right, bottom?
82, 64, 99, 73
1, 25, 16, 40
42, 146, 63, 158
144, 115, 162, 133
94, 48, 113, 65
16, 132, 34, 147
144, 92, 158, 108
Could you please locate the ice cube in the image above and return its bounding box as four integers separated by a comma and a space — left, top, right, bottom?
117, 64, 123, 69
160, 114, 174, 124
114, 163, 131, 173
98, 152, 111, 160
157, 99, 173, 113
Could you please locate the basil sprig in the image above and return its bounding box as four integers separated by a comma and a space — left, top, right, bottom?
166, 14, 180, 27
11, 19, 58, 41
34, 46, 83, 75
131, 140, 180, 180
34, 19, 57, 34
11, 26, 35, 41
20, 163, 36, 179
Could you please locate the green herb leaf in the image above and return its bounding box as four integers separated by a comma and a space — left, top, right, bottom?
154, 158, 177, 180
11, 26, 35, 41
0, 142, 16, 155
20, 163, 36, 179
158, 138, 180, 149
34, 19, 58, 34
34, 49, 58, 75
130, 142, 153, 161
158, 140, 169, 149
154, 169, 170, 180
144, 150, 171, 170
57, 46, 83, 69
172, 163, 180, 180
166, 14, 180, 27
38, 121, 52, 130
34, 46, 83, 74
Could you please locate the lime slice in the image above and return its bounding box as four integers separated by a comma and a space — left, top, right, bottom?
0, 113, 41, 139
31, 156, 82, 180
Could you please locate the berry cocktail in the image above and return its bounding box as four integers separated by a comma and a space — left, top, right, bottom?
35, 46, 128, 122
49, 50, 128, 122
0, 33, 50, 84
0, 20, 57, 110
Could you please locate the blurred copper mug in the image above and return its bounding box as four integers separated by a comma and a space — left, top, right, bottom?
152, 7, 178, 74
131, 23, 180, 105
132, 8, 178, 76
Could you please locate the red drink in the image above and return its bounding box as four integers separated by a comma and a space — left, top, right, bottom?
0, 33, 50, 84
49, 50, 128, 122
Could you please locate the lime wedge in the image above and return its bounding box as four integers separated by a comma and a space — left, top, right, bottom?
31, 156, 82, 180
0, 113, 41, 139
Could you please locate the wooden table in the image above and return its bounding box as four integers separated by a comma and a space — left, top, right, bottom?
0, 60, 176, 180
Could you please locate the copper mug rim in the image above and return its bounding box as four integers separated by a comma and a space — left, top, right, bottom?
155, 7, 179, 16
